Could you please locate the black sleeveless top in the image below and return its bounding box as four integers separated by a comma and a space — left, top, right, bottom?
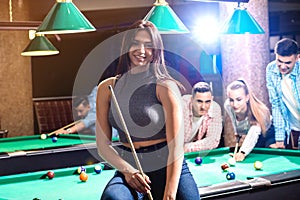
109, 69, 166, 143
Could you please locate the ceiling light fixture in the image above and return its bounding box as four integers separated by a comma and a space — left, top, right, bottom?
143, 0, 189, 34
36, 0, 96, 34
220, 3, 264, 34
21, 31, 59, 56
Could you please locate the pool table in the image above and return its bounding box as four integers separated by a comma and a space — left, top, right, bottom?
0, 163, 116, 200
0, 134, 96, 153
0, 147, 299, 199
185, 147, 300, 199
0, 134, 119, 176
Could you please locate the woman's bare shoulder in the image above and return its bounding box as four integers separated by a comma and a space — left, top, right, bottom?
156, 79, 181, 101
98, 77, 118, 90
157, 79, 178, 90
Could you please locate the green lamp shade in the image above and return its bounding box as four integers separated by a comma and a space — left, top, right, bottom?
220, 8, 265, 34
144, 5, 189, 34
36, 1, 96, 34
21, 35, 59, 56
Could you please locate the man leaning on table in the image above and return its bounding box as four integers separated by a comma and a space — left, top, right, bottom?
183, 82, 223, 152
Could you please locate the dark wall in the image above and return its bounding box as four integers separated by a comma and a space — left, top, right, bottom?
31, 6, 151, 98
32, 30, 118, 97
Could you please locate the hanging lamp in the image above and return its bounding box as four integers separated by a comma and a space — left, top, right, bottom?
21, 31, 59, 56
36, 0, 96, 34
220, 3, 264, 34
143, 0, 189, 34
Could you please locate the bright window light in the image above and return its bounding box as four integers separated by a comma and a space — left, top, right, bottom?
192, 16, 220, 44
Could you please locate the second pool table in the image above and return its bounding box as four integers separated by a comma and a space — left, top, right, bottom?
0, 134, 119, 176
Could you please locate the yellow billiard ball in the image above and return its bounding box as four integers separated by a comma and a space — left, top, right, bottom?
77, 166, 86, 174
254, 161, 263, 170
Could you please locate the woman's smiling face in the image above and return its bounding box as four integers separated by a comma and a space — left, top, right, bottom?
129, 30, 153, 68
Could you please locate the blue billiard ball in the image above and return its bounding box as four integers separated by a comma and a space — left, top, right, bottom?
94, 165, 102, 174
226, 172, 235, 180
52, 136, 57, 143
194, 157, 202, 165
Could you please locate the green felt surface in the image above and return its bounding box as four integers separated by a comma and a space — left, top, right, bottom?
0, 164, 116, 200
0, 134, 95, 153
185, 148, 300, 187
0, 134, 119, 153
0, 148, 299, 200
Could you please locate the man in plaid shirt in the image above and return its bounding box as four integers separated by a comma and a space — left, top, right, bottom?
182, 82, 223, 152
266, 38, 300, 149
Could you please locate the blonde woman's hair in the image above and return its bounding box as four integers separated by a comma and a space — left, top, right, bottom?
227, 79, 271, 134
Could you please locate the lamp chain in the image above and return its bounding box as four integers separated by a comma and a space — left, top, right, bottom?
155, 0, 168, 6
9, 0, 13, 22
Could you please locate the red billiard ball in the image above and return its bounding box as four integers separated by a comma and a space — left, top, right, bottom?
194, 157, 202, 165
79, 172, 88, 182
221, 163, 230, 171
46, 171, 54, 179
226, 172, 235, 180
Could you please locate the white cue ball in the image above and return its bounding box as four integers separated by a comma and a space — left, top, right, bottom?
228, 157, 236, 166
40, 134, 47, 140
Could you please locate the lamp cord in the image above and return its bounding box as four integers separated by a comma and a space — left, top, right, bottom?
9, 0, 13, 22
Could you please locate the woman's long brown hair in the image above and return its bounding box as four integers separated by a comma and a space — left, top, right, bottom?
227, 79, 271, 135
116, 20, 184, 91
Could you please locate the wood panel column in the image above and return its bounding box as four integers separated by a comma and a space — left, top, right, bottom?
0, 0, 34, 137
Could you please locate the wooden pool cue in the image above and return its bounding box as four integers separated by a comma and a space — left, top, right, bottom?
47, 120, 81, 136
233, 135, 241, 159
108, 85, 154, 200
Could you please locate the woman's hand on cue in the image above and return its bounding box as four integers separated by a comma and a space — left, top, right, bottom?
124, 171, 151, 194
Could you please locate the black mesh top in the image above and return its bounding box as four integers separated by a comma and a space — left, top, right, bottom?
109, 68, 166, 143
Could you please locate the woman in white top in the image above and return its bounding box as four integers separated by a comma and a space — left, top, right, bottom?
224, 79, 276, 161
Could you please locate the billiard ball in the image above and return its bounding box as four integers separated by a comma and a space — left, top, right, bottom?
79, 172, 88, 182
221, 163, 230, 171
254, 161, 263, 170
40, 134, 47, 140
226, 172, 235, 180
194, 157, 202, 165
52, 136, 58, 143
228, 157, 236, 166
46, 171, 54, 179
94, 165, 102, 174
77, 166, 86, 174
